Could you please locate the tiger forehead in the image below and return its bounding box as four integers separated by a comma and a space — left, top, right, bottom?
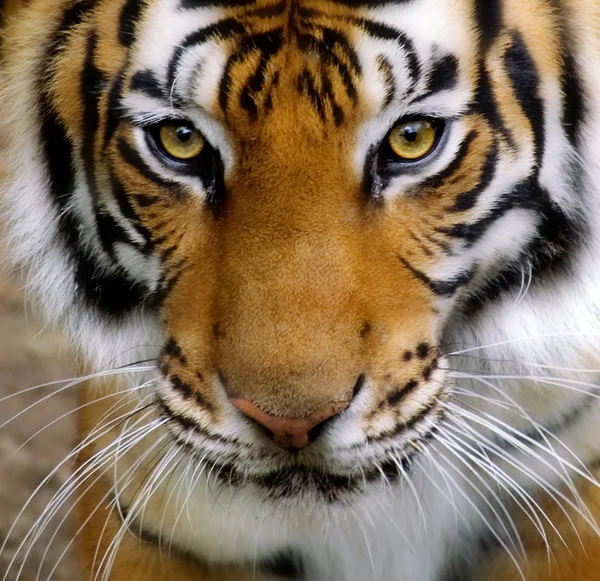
179, 1, 374, 126
133, 0, 472, 130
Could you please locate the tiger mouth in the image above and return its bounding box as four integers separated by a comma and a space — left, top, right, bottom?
157, 395, 444, 501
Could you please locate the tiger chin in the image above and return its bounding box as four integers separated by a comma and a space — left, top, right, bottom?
2, 0, 600, 579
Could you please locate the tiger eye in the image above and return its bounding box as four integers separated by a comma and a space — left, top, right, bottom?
388, 119, 438, 161
159, 123, 204, 160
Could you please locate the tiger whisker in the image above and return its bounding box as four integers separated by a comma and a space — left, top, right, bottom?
6, 411, 163, 581
432, 432, 526, 559
1, 384, 150, 471
0, 353, 156, 403
443, 408, 599, 539
38, 426, 169, 581
450, 374, 595, 480
423, 441, 527, 581
435, 423, 557, 557
441, 416, 581, 557
0, 398, 156, 576
445, 332, 600, 356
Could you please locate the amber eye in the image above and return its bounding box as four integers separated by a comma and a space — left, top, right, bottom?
388, 119, 439, 161
158, 123, 204, 160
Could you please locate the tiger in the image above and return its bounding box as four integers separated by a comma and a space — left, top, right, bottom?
1, 0, 600, 579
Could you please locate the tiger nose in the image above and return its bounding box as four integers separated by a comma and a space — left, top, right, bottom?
230, 398, 350, 449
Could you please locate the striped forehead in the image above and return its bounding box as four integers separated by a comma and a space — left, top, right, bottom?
128, 0, 477, 120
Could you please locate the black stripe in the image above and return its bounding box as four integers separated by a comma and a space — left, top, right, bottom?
219, 28, 284, 116
460, 178, 581, 315
419, 54, 459, 99
44, 0, 100, 63
376, 55, 396, 108
448, 143, 498, 213
356, 18, 420, 84
503, 31, 544, 167
81, 31, 107, 200
422, 131, 478, 191
473, 61, 516, 150
109, 172, 155, 254
321, 73, 345, 126
239, 56, 271, 121
331, 0, 413, 6
130, 69, 164, 100
560, 52, 585, 148
297, 32, 359, 104
297, 70, 326, 122
117, 137, 184, 194
474, 0, 503, 50
167, 18, 247, 97
103, 68, 126, 146
95, 209, 132, 257
320, 26, 363, 77
399, 257, 473, 298
179, 0, 254, 9
118, 0, 144, 47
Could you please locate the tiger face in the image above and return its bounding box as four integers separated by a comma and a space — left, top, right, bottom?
5, 0, 579, 493
3, 0, 598, 577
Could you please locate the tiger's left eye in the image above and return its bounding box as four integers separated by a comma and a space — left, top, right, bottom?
158, 123, 204, 160
388, 119, 440, 161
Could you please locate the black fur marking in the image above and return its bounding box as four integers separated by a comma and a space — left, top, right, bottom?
297, 30, 359, 105
163, 337, 187, 364
103, 69, 126, 146
412, 54, 458, 103
461, 177, 582, 315
357, 18, 420, 84
159, 396, 226, 440
260, 552, 305, 580
503, 32, 545, 166
416, 343, 430, 359
167, 18, 247, 97
117, 138, 184, 195
399, 257, 473, 298
130, 69, 164, 100
473, 63, 516, 150
119, 0, 144, 47
219, 29, 284, 117
81, 31, 106, 184
474, 0, 503, 50
330, 0, 412, 5
39, 1, 151, 317
297, 70, 325, 122
387, 380, 419, 407
448, 143, 498, 213
179, 0, 255, 9
367, 400, 442, 443
376, 55, 396, 108
422, 131, 478, 191
560, 52, 586, 148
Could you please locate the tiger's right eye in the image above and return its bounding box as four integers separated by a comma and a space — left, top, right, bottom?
158, 123, 204, 161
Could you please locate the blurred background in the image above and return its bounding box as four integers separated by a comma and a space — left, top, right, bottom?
0, 3, 82, 571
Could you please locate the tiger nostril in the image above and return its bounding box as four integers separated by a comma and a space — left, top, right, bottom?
230, 398, 349, 449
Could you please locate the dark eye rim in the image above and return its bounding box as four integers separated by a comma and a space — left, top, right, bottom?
145, 120, 207, 167
381, 117, 446, 165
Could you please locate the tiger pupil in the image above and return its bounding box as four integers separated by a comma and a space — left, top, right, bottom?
404, 128, 418, 143
177, 127, 192, 143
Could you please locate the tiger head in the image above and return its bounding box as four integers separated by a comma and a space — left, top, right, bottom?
1, 0, 587, 511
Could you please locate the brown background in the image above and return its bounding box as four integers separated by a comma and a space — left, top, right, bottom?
0, 252, 81, 580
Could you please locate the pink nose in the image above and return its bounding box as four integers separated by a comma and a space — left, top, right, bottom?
230, 398, 350, 449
